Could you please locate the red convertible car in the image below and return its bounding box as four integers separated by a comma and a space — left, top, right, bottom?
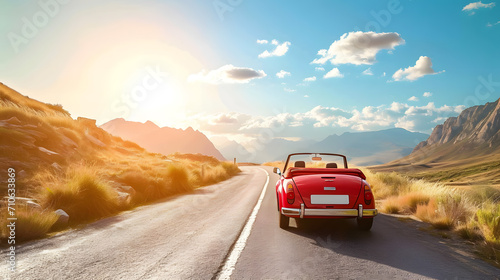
273, 153, 378, 231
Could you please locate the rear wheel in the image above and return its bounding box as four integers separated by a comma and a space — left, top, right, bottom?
357, 218, 373, 231
279, 210, 289, 229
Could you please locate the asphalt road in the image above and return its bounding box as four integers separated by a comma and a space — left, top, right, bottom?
3, 166, 500, 279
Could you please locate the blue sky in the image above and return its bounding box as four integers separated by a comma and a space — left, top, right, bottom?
1, 0, 499, 145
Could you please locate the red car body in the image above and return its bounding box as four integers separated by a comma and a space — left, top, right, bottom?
274, 153, 378, 230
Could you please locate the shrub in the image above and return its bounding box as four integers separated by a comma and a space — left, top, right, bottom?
167, 164, 191, 193
477, 203, 500, 243
437, 195, 472, 226
382, 197, 402, 214
117, 170, 166, 203
415, 199, 438, 222
368, 171, 412, 199
400, 192, 430, 213
16, 208, 59, 240
117, 164, 193, 203
455, 224, 482, 241
221, 161, 241, 176
0, 206, 58, 241
415, 199, 455, 230
40, 171, 120, 224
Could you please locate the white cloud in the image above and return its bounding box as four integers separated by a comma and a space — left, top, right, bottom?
423, 92, 432, 97
303, 76, 317, 82
259, 41, 291, 58
432, 117, 448, 123
305, 106, 352, 128
284, 88, 296, 92
408, 96, 419, 102
256, 39, 268, 44
276, 70, 291, 78
207, 113, 240, 125
393, 56, 444, 81
382, 72, 386, 77
389, 102, 407, 113
362, 68, 374, 76
304, 95, 309, 98
396, 102, 466, 131
487, 20, 500, 26
311, 31, 405, 65
188, 64, 266, 84
315, 67, 325, 71
188, 102, 466, 141
462, 1, 495, 11
324, 68, 344, 79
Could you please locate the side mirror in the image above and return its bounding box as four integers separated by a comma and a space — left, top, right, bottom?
273, 167, 282, 176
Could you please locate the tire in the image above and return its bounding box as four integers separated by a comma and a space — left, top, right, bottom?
279, 211, 289, 229
357, 218, 373, 231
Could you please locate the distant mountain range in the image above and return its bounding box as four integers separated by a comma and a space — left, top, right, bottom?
100, 118, 226, 161
214, 128, 429, 166
310, 128, 429, 166
371, 98, 500, 185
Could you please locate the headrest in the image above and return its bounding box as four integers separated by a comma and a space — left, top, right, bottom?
326, 163, 337, 168
294, 161, 306, 168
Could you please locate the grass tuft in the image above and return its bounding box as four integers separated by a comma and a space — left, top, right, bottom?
0, 206, 58, 241
40, 169, 120, 224
382, 197, 402, 214
477, 203, 500, 244
400, 192, 430, 213
167, 164, 191, 193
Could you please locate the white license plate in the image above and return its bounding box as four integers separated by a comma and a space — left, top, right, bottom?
310, 195, 349, 205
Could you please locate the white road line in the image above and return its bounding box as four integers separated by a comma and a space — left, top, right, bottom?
216, 168, 270, 280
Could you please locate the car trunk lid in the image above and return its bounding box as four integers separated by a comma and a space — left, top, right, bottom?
293, 174, 362, 208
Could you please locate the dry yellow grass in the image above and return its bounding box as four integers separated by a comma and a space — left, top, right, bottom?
477, 203, 500, 243
382, 197, 403, 214
0, 205, 59, 241
364, 168, 500, 264
261, 161, 284, 170
39, 167, 121, 224
0, 84, 69, 116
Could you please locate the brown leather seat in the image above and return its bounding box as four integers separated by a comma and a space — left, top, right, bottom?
326, 163, 337, 168
294, 161, 306, 168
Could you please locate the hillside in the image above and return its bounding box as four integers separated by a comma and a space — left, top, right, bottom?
100, 118, 225, 161
0, 82, 239, 242
371, 98, 500, 186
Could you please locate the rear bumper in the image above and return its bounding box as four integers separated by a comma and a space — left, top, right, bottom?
281, 204, 378, 218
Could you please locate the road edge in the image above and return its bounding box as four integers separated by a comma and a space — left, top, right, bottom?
214, 167, 270, 280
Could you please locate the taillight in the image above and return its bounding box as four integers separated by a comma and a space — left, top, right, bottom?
364, 184, 373, 204
286, 183, 295, 204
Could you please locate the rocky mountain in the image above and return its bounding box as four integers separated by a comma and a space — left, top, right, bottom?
371, 98, 500, 185
100, 118, 226, 161
413, 98, 500, 154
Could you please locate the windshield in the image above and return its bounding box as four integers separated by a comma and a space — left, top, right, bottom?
283, 153, 348, 171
